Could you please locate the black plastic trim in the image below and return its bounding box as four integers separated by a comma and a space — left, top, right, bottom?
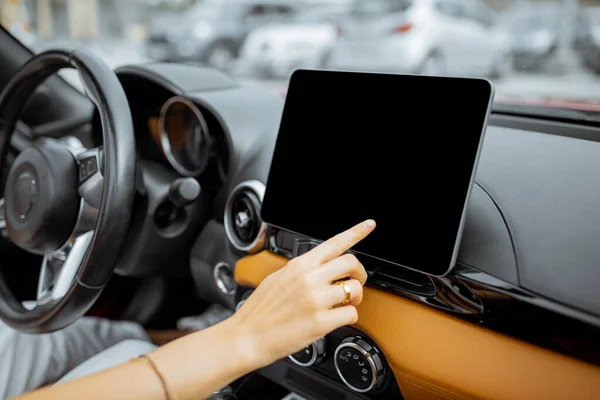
489, 113, 600, 143
258, 326, 402, 400
267, 227, 600, 367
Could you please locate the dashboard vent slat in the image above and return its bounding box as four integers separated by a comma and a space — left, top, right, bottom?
224, 180, 266, 253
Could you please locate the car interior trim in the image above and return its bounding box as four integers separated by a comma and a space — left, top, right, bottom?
158, 95, 211, 176
224, 179, 267, 253
267, 226, 600, 366
235, 250, 600, 400
115, 63, 240, 95
489, 113, 600, 143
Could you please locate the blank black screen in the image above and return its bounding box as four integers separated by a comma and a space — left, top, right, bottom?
261, 70, 493, 275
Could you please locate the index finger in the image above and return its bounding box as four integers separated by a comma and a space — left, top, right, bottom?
305, 219, 376, 264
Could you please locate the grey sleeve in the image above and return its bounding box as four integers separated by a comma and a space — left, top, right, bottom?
55, 339, 157, 385
0, 317, 149, 399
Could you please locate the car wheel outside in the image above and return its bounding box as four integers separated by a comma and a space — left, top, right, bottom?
205, 42, 236, 71
491, 53, 513, 80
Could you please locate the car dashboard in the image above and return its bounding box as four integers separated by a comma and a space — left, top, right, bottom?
109, 62, 600, 400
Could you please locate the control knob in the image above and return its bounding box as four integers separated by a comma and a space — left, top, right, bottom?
334, 336, 385, 393
288, 337, 326, 367
169, 177, 201, 208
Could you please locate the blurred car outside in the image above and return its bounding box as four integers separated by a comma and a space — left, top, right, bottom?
145, 0, 299, 70
235, 4, 351, 79
574, 6, 600, 74
498, 1, 562, 72
326, 0, 512, 79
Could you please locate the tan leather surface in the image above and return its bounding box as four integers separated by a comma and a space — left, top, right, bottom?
235, 251, 600, 400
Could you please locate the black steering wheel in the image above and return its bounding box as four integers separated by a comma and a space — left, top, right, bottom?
0, 48, 135, 333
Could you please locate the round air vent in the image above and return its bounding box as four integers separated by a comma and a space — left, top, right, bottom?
224, 180, 267, 253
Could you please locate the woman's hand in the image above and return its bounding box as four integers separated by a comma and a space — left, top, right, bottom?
233, 219, 376, 369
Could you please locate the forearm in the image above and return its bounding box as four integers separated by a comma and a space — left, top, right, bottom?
148, 316, 257, 400
14, 317, 259, 400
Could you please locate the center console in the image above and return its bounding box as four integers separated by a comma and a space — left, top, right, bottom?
234, 285, 402, 400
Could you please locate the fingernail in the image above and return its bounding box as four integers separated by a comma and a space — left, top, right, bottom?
364, 219, 376, 229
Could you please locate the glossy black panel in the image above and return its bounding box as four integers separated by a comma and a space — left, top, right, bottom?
268, 227, 600, 367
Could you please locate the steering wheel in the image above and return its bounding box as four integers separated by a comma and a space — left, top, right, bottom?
0, 48, 135, 333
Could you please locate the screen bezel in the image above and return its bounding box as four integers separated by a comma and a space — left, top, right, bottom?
261, 69, 495, 277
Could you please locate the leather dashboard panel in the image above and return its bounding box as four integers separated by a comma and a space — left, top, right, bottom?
235, 251, 600, 400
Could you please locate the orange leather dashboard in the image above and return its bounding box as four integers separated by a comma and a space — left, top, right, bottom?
235, 251, 600, 400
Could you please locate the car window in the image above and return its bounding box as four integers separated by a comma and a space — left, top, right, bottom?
464, 3, 495, 28
282, 8, 340, 23
246, 4, 293, 18
275, 5, 294, 16
351, 0, 413, 16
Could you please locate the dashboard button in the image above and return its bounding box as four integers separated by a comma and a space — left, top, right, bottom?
334, 336, 385, 393
288, 337, 326, 367
78, 155, 98, 182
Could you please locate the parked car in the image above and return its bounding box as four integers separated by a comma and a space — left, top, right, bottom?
326, 0, 512, 78
236, 5, 349, 78
498, 2, 562, 71
574, 7, 600, 74
145, 0, 299, 70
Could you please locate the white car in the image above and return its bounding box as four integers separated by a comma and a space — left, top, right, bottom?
236, 7, 346, 78
327, 0, 513, 78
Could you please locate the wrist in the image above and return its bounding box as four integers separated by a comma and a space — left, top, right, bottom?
221, 314, 265, 374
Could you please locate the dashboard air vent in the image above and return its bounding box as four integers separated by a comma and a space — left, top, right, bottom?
224, 180, 266, 253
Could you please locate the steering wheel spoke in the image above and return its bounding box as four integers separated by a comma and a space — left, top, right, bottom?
37, 230, 93, 304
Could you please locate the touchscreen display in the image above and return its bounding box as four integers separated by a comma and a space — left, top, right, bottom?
261, 70, 493, 276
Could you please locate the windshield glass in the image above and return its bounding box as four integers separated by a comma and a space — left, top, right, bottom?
282, 8, 344, 23
187, 0, 241, 20
1, 0, 599, 121
351, 0, 413, 15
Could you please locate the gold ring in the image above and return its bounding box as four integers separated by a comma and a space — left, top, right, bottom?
335, 280, 352, 305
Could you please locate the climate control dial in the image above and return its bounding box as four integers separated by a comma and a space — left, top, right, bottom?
288, 337, 326, 367
334, 336, 385, 393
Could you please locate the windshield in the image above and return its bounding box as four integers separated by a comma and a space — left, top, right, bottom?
351, 0, 413, 16
187, 0, 241, 20
1, 0, 599, 121
505, 9, 561, 32
282, 8, 344, 23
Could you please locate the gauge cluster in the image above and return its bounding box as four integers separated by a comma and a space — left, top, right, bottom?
142, 95, 228, 184
159, 96, 211, 176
